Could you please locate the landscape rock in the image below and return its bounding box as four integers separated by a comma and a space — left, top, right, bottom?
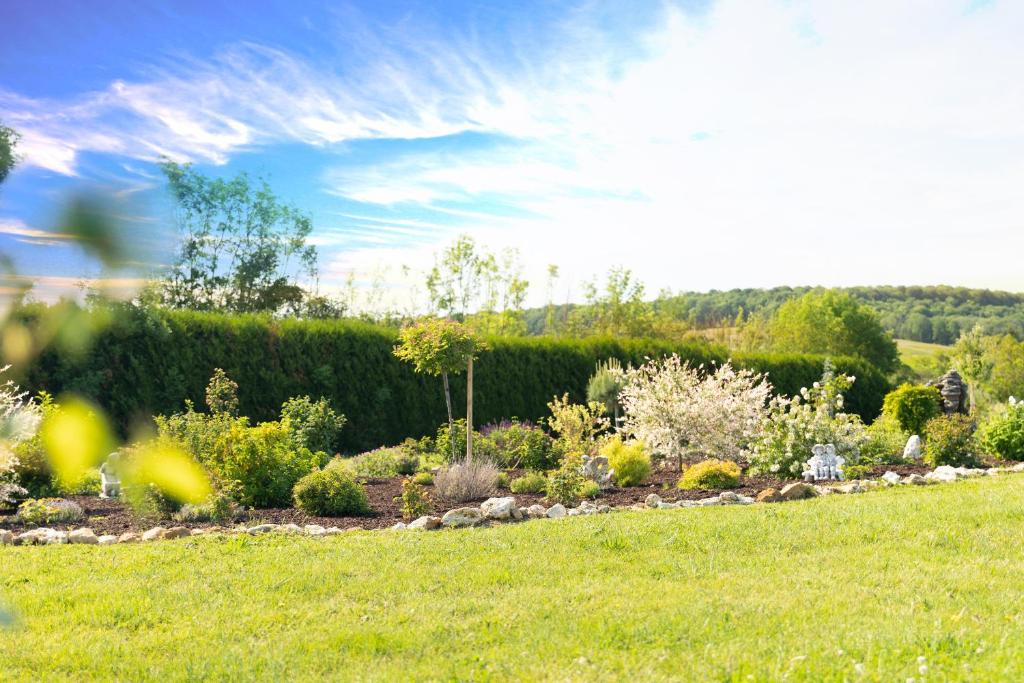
903, 435, 922, 460
141, 527, 167, 542
697, 496, 722, 506
441, 507, 484, 528
645, 494, 662, 508
881, 471, 902, 485
526, 504, 547, 519
325, 527, 344, 535
247, 524, 279, 534
408, 515, 442, 530
836, 482, 865, 495
513, 507, 526, 520
546, 503, 567, 519
162, 526, 191, 540
598, 505, 612, 514
481, 496, 516, 520
567, 508, 581, 516
304, 524, 327, 536
390, 522, 407, 531
719, 491, 739, 504
117, 532, 140, 544
280, 523, 304, 534
656, 501, 680, 509
904, 474, 929, 485
780, 482, 818, 501
756, 488, 783, 503
0, 529, 13, 545
736, 495, 755, 505
97, 535, 118, 546
68, 528, 98, 544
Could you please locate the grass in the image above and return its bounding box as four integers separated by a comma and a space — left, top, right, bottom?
5, 477, 1024, 681
897, 338, 951, 380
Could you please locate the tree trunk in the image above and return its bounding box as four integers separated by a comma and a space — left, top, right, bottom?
442, 372, 455, 462
466, 357, 474, 462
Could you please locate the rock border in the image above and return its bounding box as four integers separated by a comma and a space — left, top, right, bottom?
4, 464, 1022, 547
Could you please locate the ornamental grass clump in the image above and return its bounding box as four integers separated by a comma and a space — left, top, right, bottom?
601, 437, 651, 487
677, 459, 741, 490
434, 459, 499, 503
293, 466, 371, 516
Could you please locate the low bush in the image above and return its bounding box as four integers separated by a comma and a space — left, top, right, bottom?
923, 415, 979, 467
281, 395, 346, 455
434, 460, 499, 503
601, 437, 651, 487
412, 471, 434, 486
16, 498, 85, 525
843, 464, 873, 480
977, 399, 1024, 461
293, 465, 371, 516
480, 420, 560, 470
882, 384, 942, 435
396, 478, 432, 521
545, 460, 588, 507
122, 480, 181, 519
860, 415, 910, 465
509, 472, 547, 494
496, 472, 510, 489
580, 480, 601, 499
677, 459, 742, 490
173, 490, 243, 523
345, 446, 416, 479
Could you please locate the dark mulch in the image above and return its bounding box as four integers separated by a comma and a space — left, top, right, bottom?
3, 460, 1018, 535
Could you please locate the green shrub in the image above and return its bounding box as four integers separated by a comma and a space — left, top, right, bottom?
173, 489, 243, 523
977, 400, 1024, 461
395, 450, 419, 476
922, 415, 979, 467
11, 392, 60, 497
546, 460, 587, 507
843, 464, 873, 480
281, 395, 346, 454
293, 466, 371, 516
601, 437, 651, 487
860, 415, 910, 465
509, 472, 547, 494
496, 472, 510, 489
882, 384, 942, 435
580, 480, 602, 499
412, 471, 434, 486
481, 420, 559, 470
122, 480, 181, 519
677, 459, 742, 490
345, 446, 416, 479
396, 478, 432, 521
16, 498, 85, 525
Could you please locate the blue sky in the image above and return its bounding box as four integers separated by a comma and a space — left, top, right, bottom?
1, 0, 1022, 308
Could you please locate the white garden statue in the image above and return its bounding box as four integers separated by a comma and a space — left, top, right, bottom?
99, 452, 121, 499
580, 455, 615, 489
802, 444, 845, 482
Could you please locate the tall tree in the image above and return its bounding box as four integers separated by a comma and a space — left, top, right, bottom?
159, 160, 317, 313
0, 122, 20, 186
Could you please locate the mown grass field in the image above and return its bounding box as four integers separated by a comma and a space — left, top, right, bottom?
5, 476, 1024, 681
897, 338, 950, 380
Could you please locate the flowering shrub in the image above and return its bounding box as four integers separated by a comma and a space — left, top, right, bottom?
620, 356, 772, 462
677, 459, 741, 490
600, 437, 651, 487
749, 361, 867, 477
977, 397, 1024, 461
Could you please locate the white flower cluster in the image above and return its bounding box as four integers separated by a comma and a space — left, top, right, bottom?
619, 355, 772, 461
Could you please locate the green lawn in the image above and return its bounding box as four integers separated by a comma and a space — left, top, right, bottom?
897, 338, 951, 380
5, 476, 1024, 681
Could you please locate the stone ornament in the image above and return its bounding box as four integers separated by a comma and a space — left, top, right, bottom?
928, 369, 969, 415
802, 443, 845, 482
580, 455, 615, 488
99, 452, 121, 499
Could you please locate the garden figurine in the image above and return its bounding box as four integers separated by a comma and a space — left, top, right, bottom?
802, 444, 845, 482
581, 454, 615, 488
99, 452, 121, 499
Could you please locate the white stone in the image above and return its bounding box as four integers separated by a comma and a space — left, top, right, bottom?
441, 507, 484, 528
0, 530, 12, 545
324, 527, 344, 535
68, 528, 98, 545
390, 522, 407, 531
247, 524, 279, 534
881, 471, 902, 485
408, 516, 442, 530
481, 496, 516, 520
719, 491, 740, 504
97, 535, 118, 546
546, 503, 567, 519
117, 532, 140, 544
656, 501, 680, 509
526, 504, 547, 519
141, 527, 166, 542
645, 494, 662, 508
903, 435, 922, 460
567, 508, 581, 516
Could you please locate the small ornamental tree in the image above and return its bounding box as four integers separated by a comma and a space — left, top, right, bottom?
394, 319, 485, 461
881, 384, 942, 436
619, 355, 772, 466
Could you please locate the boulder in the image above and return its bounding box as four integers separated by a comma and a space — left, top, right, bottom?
526, 504, 547, 519
719, 491, 740, 504
324, 527, 344, 535
756, 488, 783, 503
904, 473, 928, 485
117, 532, 140, 544
481, 496, 516, 520
97, 535, 118, 546
408, 516, 442, 531
512, 507, 526, 520
546, 503, 567, 519
304, 524, 327, 536
247, 524, 279, 534
68, 528, 98, 545
280, 523, 303, 534
162, 527, 190, 540
645, 494, 662, 509
0, 530, 13, 545
881, 471, 902, 485
441, 507, 484, 528
141, 527, 167, 542
903, 435, 922, 460
779, 482, 818, 501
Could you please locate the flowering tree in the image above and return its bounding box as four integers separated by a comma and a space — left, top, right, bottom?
619, 356, 772, 464
748, 360, 867, 477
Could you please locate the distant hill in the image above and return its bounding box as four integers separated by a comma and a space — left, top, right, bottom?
524, 285, 1024, 344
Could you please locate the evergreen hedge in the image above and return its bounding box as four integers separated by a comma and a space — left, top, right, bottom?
20, 306, 889, 453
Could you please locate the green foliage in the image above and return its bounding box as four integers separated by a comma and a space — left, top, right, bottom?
580, 480, 602, 499
860, 415, 910, 465
545, 459, 587, 506
509, 472, 547, 494
344, 447, 414, 479
158, 160, 317, 314
396, 478, 433, 521
923, 415, 979, 467
293, 464, 371, 516
977, 400, 1024, 461
11, 393, 59, 497
495, 472, 510, 489
18, 303, 888, 453
393, 319, 483, 377
882, 384, 942, 435
0, 122, 19, 186
174, 489, 242, 523
843, 464, 873, 480
16, 498, 85, 525
480, 420, 559, 470
122, 480, 181, 519
546, 394, 609, 458
280, 395, 346, 454
205, 368, 239, 416
601, 437, 651, 487
587, 358, 626, 420
677, 459, 742, 490
769, 291, 900, 374
412, 471, 434, 486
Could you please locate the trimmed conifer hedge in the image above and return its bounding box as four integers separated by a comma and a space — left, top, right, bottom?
19, 305, 889, 452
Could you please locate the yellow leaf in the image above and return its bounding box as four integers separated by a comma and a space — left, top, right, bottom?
128, 442, 211, 504
40, 397, 115, 484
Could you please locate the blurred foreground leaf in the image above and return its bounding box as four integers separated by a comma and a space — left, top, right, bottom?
124, 442, 211, 505
40, 397, 115, 484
